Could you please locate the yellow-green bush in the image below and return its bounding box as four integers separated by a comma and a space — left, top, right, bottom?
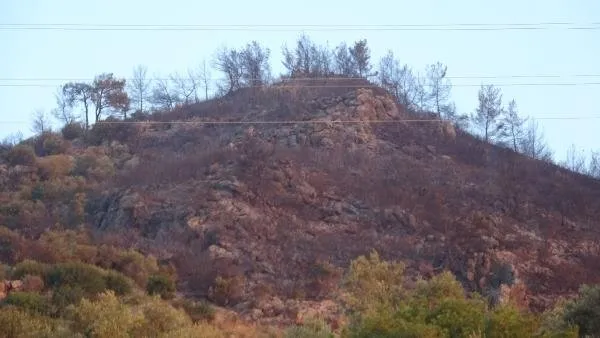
3, 291, 51, 316
339, 251, 581, 338
36, 154, 75, 180
6, 144, 37, 166
146, 273, 176, 299
285, 317, 335, 338
0, 306, 64, 337
340, 250, 405, 315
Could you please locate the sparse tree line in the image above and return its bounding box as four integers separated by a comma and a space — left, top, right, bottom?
2, 34, 598, 179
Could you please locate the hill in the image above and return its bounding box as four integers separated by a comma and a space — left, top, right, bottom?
0, 78, 599, 335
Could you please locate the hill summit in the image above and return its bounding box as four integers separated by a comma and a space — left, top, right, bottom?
1, 78, 600, 333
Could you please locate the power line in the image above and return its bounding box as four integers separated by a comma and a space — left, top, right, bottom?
1, 22, 600, 31
3, 83, 600, 88
2, 115, 600, 126
3, 74, 600, 82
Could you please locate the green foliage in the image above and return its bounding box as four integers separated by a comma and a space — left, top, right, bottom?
38, 132, 69, 156
3, 291, 51, 315
175, 298, 216, 322
563, 284, 600, 337
104, 271, 133, 296
146, 274, 176, 299
285, 317, 335, 338
45, 262, 107, 296
485, 303, 539, 338
72, 147, 115, 180
51, 285, 86, 314
6, 144, 37, 166
0, 306, 62, 337
340, 252, 579, 338
340, 250, 405, 315
61, 122, 85, 140
12, 259, 50, 280
70, 291, 141, 338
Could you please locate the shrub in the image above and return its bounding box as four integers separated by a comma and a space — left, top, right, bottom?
146, 274, 176, 299
209, 275, 245, 306
21, 274, 45, 292
39, 133, 69, 156
71, 291, 142, 337
104, 271, 133, 296
50, 285, 85, 314
341, 250, 405, 314
12, 260, 49, 280
563, 284, 600, 337
86, 116, 140, 146
36, 154, 75, 180
175, 299, 216, 322
45, 262, 107, 296
133, 297, 193, 336
61, 122, 85, 140
0, 306, 58, 337
3, 292, 50, 315
72, 147, 115, 180
285, 317, 335, 338
0, 226, 24, 264
6, 144, 37, 166
113, 249, 160, 287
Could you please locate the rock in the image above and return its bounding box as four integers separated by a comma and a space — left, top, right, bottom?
426, 145, 437, 154
407, 214, 418, 229
208, 245, 236, 261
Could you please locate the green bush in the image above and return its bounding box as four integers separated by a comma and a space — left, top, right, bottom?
176, 299, 216, 322
563, 284, 600, 337
12, 260, 49, 280
6, 144, 37, 166
45, 262, 107, 296
50, 285, 85, 314
40, 133, 69, 156
2, 291, 50, 315
0, 306, 60, 337
285, 317, 335, 338
146, 274, 176, 299
104, 271, 133, 296
61, 122, 85, 140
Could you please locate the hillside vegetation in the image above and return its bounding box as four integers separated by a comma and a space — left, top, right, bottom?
1, 35, 600, 337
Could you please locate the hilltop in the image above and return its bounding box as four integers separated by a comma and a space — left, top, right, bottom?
3, 76, 599, 329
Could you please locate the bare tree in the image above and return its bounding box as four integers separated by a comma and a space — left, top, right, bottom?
214, 46, 243, 94
1, 131, 23, 147
281, 33, 331, 78
150, 76, 181, 111
170, 70, 198, 104
378, 50, 418, 109
520, 118, 553, 161
472, 84, 504, 143
240, 41, 271, 86
198, 59, 211, 100
563, 144, 587, 174
589, 150, 600, 178
349, 39, 372, 78
128, 64, 151, 113
31, 109, 52, 134
426, 62, 452, 119
501, 99, 528, 152
414, 72, 430, 113
51, 88, 79, 125
90, 73, 130, 120
334, 42, 356, 77
62, 82, 93, 130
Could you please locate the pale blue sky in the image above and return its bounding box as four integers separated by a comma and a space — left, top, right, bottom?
1, 0, 599, 162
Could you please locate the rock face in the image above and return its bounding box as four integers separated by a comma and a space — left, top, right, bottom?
89, 81, 600, 324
